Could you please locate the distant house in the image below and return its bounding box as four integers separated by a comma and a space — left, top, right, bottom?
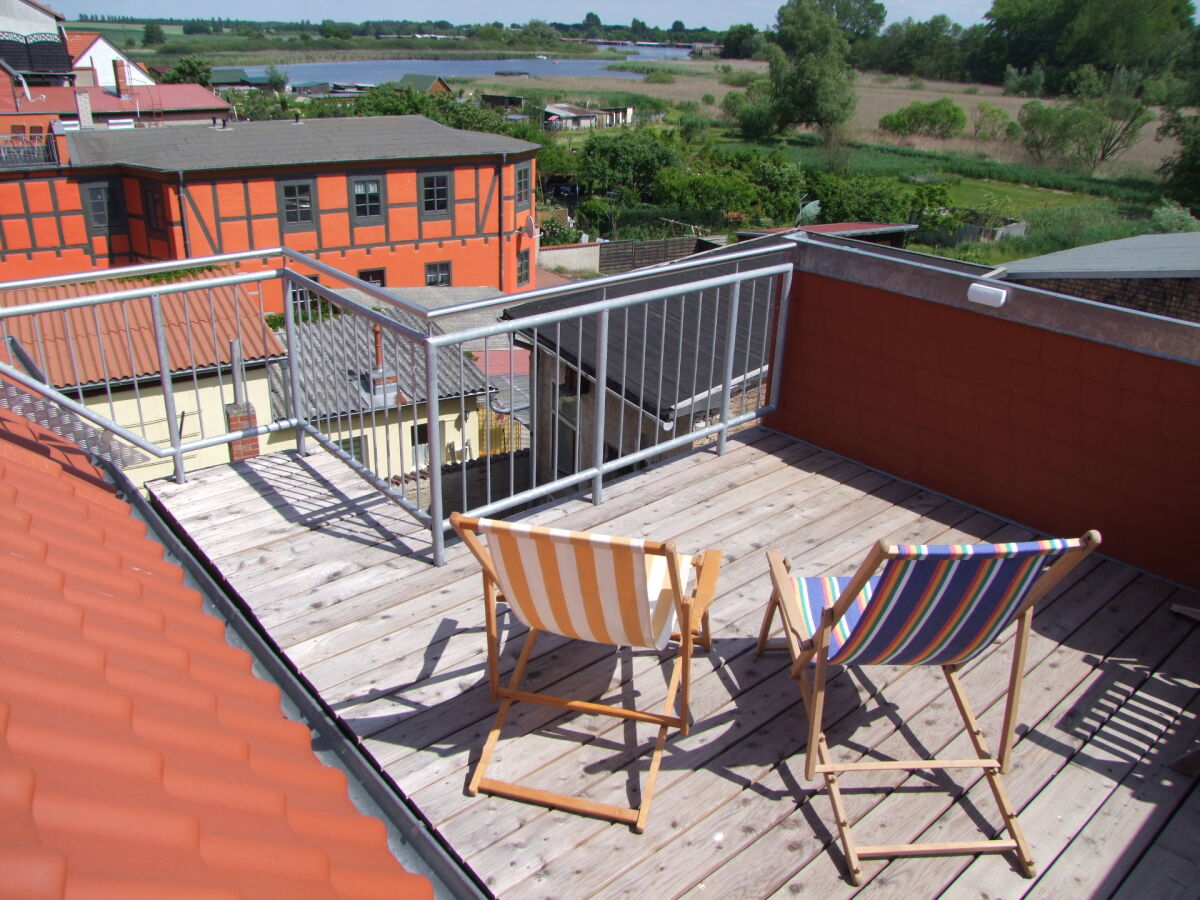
734, 222, 916, 247
1002, 232, 1200, 324
543, 103, 598, 131
481, 93, 525, 112
0, 275, 286, 485
0, 0, 71, 86
66, 31, 155, 89
210, 67, 279, 92
1, 62, 230, 133
397, 73, 451, 95
0, 115, 540, 302
598, 105, 634, 126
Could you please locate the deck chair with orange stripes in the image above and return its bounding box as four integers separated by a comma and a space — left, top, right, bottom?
450, 512, 723, 831
757, 531, 1100, 884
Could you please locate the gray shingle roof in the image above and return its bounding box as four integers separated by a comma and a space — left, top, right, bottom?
66, 116, 539, 173
1005, 233, 1200, 280
273, 301, 490, 420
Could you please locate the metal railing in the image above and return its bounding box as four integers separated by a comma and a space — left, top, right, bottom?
0, 243, 796, 564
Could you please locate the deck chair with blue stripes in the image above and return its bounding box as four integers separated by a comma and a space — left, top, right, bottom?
450, 512, 723, 831
757, 531, 1101, 884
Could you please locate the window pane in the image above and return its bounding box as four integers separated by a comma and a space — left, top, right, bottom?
283, 183, 313, 224
422, 174, 448, 213
87, 186, 109, 227
425, 262, 450, 286
515, 166, 530, 205
353, 179, 381, 218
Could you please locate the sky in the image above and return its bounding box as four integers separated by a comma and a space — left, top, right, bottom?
68, 1, 996, 32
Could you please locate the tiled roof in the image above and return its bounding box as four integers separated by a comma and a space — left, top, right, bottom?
0, 84, 229, 116
64, 31, 101, 61
66, 116, 540, 173
0, 277, 286, 389
0, 402, 432, 898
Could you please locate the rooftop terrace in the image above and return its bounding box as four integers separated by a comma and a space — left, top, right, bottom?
2, 231, 1198, 896
147, 425, 1199, 898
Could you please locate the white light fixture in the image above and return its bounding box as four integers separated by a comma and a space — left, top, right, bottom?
967, 282, 1008, 309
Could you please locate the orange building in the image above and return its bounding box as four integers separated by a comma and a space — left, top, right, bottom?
0, 115, 540, 306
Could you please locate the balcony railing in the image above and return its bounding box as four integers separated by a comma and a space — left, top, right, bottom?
0, 133, 57, 167
0, 244, 794, 564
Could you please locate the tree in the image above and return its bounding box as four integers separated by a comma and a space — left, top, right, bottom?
182, 21, 211, 35
816, 0, 885, 43
1158, 108, 1200, 213
721, 24, 764, 59
577, 129, 681, 201
879, 98, 967, 138
161, 55, 212, 88
764, 0, 857, 141
265, 65, 288, 93
142, 23, 165, 46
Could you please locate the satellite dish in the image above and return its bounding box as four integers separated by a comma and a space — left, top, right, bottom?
522, 215, 538, 239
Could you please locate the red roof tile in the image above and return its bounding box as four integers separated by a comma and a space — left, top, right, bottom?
0, 84, 229, 116
0, 404, 432, 899
0, 276, 286, 389
65, 31, 102, 61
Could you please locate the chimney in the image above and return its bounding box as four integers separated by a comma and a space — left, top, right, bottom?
112, 60, 129, 97
74, 89, 94, 130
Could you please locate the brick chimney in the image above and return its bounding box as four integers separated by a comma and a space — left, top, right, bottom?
74, 89, 94, 129
112, 60, 129, 97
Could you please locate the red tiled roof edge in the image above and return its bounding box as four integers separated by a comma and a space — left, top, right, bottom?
0, 403, 433, 899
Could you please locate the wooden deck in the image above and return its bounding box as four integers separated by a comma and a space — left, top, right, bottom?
148, 428, 1200, 899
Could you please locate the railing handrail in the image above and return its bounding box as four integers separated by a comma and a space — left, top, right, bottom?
424, 241, 795, 319
0, 269, 282, 318
426, 262, 794, 348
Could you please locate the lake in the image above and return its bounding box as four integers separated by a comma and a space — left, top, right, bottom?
230, 45, 693, 86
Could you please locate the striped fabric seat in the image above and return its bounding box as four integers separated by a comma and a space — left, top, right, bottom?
475, 518, 683, 649
804, 540, 1075, 667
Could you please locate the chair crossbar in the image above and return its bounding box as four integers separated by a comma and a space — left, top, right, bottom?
814, 757, 1001, 773
496, 688, 686, 728
857, 840, 1021, 859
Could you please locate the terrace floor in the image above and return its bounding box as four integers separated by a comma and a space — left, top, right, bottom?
148, 427, 1200, 899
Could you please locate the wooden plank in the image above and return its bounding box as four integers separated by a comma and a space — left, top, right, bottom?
1110, 781, 1200, 900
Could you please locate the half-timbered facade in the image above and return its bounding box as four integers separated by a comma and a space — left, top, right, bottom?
0, 115, 540, 305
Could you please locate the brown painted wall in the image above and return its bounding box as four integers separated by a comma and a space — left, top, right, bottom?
767, 272, 1200, 588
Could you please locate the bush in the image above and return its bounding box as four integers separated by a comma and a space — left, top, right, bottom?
702, 93, 716, 106
1003, 64, 1045, 98
880, 98, 966, 139
1151, 199, 1200, 232
719, 69, 763, 87
539, 218, 583, 245
907, 78, 925, 91
1007, 201, 1149, 256
972, 102, 1014, 141
645, 71, 676, 84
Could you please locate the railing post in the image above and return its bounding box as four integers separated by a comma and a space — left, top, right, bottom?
591, 306, 610, 504
424, 339, 445, 566
717, 278, 742, 457
150, 292, 186, 483
769, 266, 794, 413
283, 274, 308, 456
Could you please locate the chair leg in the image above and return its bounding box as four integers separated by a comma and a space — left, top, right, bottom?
757, 590, 780, 655
943, 665, 1036, 877
635, 653, 685, 833
468, 627, 539, 795
796, 663, 863, 884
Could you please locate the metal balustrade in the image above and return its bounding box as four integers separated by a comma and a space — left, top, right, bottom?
0, 244, 794, 564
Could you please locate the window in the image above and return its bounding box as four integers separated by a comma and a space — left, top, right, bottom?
350, 175, 383, 221
141, 183, 165, 235
516, 249, 530, 286
10, 125, 25, 135
288, 274, 321, 316
82, 180, 126, 235
425, 262, 451, 287
420, 172, 451, 219
358, 268, 386, 287
278, 178, 316, 231
336, 436, 368, 467
514, 163, 531, 209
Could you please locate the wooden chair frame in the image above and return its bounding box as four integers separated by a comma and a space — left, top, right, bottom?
757, 532, 1100, 884
451, 512, 723, 832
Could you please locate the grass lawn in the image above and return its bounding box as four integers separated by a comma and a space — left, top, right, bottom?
944, 179, 1081, 217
